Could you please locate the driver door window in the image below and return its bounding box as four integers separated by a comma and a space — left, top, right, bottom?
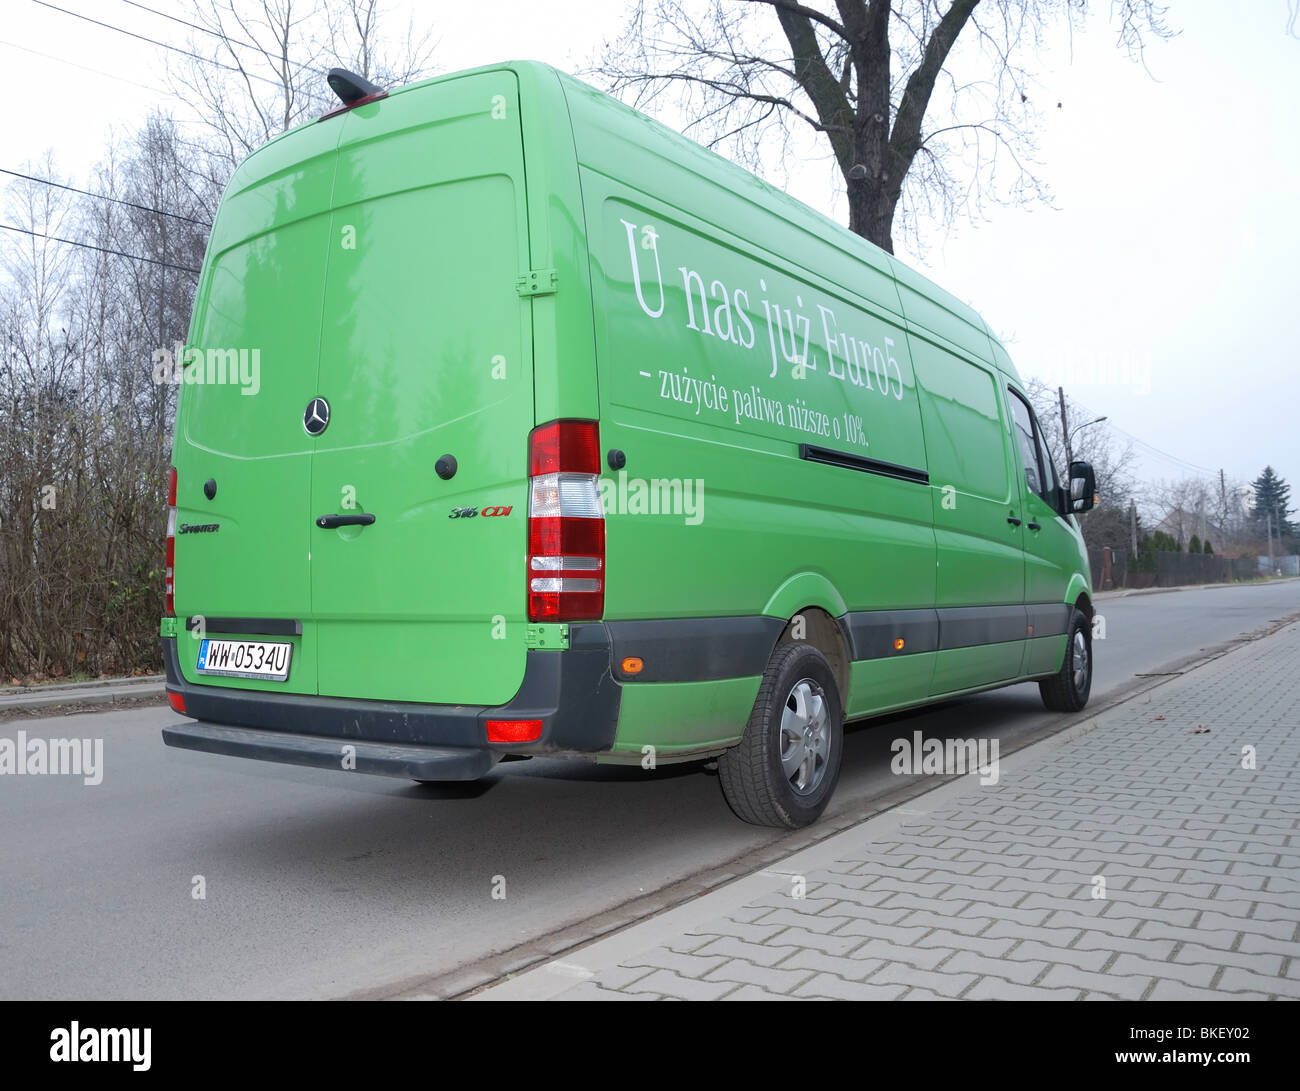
1009, 390, 1047, 502
1033, 423, 1061, 513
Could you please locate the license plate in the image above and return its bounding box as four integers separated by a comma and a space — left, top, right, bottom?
196, 639, 292, 681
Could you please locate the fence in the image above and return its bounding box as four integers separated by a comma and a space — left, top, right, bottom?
1087, 548, 1261, 591
1257, 554, 1300, 577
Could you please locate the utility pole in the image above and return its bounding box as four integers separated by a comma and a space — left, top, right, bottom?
1058, 387, 1071, 467
1267, 512, 1275, 574
1219, 468, 1227, 548
1130, 500, 1138, 557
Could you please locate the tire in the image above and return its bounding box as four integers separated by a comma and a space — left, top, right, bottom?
1039, 607, 1093, 712
718, 641, 844, 828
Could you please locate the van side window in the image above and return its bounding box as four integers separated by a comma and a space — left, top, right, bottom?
912, 346, 1010, 503
1008, 389, 1046, 501
1034, 424, 1061, 507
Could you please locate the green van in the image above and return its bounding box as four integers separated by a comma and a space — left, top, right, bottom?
160, 61, 1098, 828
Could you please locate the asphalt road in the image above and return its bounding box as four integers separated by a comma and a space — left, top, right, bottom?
2, 580, 1297, 999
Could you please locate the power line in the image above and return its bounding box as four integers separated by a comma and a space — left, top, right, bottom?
1065, 395, 1216, 478
0, 223, 201, 274
1105, 426, 1213, 478
0, 36, 171, 96
28, 0, 285, 89
117, 0, 318, 79
1057, 386, 1213, 478
1112, 431, 1215, 478
119, 0, 257, 45
1, 168, 212, 228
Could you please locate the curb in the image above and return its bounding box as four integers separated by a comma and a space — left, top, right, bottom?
1094, 575, 1300, 600
0, 676, 166, 712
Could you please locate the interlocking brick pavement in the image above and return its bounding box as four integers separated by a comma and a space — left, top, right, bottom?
530, 620, 1300, 1000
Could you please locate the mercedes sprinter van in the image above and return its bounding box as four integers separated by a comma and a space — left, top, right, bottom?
161, 61, 1098, 828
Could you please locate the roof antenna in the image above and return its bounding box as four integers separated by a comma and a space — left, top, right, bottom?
326, 68, 385, 106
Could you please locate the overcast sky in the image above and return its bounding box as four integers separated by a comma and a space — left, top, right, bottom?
4, 0, 1297, 506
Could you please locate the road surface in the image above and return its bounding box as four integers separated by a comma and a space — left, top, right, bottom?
1, 581, 1296, 999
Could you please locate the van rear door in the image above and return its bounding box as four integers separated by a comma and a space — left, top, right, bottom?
172, 131, 344, 696
309, 71, 535, 705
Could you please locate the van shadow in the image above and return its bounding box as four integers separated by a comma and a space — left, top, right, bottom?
402, 753, 710, 801
182, 683, 1051, 927
182, 745, 775, 916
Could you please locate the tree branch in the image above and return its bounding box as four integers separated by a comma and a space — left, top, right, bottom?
770, 2, 854, 171
742, 0, 848, 41
886, 0, 980, 198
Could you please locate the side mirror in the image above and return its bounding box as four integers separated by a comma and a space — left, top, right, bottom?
1068, 460, 1097, 514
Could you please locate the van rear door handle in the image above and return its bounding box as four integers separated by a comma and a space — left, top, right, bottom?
316, 513, 376, 529
1006, 515, 1022, 527
1027, 521, 1042, 531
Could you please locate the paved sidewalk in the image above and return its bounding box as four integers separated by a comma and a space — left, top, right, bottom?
0, 675, 165, 713
478, 621, 1300, 1000
1094, 575, 1300, 600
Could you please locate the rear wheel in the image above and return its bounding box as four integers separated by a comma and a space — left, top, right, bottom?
1039, 607, 1093, 712
718, 642, 844, 828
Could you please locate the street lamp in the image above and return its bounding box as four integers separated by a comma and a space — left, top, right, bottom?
1065, 415, 1107, 466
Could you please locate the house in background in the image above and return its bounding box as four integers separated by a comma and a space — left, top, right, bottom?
1150, 508, 1224, 551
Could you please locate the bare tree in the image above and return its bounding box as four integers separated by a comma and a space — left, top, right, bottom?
167, 0, 330, 177
168, 0, 439, 180
326, 0, 438, 86
1, 159, 81, 674
590, 1, 1176, 253
0, 3, 440, 680
1, 123, 210, 679
1213, 473, 1252, 553
1143, 476, 1217, 551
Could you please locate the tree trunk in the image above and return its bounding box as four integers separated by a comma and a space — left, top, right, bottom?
846, 174, 896, 255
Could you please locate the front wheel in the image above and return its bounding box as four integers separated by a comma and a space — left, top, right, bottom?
718, 642, 844, 828
1039, 607, 1093, 712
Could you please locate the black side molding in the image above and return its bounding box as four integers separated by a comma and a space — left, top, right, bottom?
799, 443, 929, 485
1024, 603, 1072, 638
840, 602, 1072, 660
607, 616, 784, 682
842, 609, 939, 659
185, 617, 302, 636
937, 605, 1029, 650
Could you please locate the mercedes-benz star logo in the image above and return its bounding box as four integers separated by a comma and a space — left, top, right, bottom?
303, 397, 330, 436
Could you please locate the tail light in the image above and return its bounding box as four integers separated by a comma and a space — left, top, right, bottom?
485, 718, 543, 743
527, 420, 604, 621
165, 466, 177, 616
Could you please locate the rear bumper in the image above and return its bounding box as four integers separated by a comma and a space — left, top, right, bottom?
161, 623, 622, 778
162, 721, 502, 780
